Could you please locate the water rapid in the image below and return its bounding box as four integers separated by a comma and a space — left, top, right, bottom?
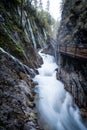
33, 51, 87, 130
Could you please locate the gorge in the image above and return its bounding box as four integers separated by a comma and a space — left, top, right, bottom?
0, 0, 87, 130
33, 51, 87, 130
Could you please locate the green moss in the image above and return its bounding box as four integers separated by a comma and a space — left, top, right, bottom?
0, 24, 24, 59
15, 42, 24, 54
16, 0, 21, 5
5, 20, 13, 31
0, 0, 49, 67
13, 25, 22, 33
0, 5, 5, 14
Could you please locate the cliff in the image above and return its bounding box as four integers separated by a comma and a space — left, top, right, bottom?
0, 47, 42, 130
0, 1, 48, 129
0, 0, 47, 68
57, 0, 87, 45
57, 0, 87, 117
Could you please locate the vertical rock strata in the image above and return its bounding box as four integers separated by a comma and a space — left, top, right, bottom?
57, 0, 87, 117
0, 1, 44, 129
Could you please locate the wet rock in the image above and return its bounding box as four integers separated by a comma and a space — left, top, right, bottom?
34, 69, 39, 75
56, 0, 87, 117
80, 108, 87, 118
42, 38, 57, 61
0, 50, 41, 130
56, 55, 87, 117
27, 101, 35, 108
23, 122, 35, 130
55, 68, 58, 72
29, 112, 37, 120
33, 81, 38, 86
0, 127, 6, 130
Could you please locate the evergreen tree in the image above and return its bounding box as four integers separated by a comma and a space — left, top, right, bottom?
34, 0, 38, 8
39, 0, 43, 10
46, 0, 50, 12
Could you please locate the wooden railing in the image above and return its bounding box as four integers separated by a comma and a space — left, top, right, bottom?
58, 44, 87, 60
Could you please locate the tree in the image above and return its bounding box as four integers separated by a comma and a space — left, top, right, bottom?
46, 0, 50, 12
39, 0, 43, 10
34, 0, 38, 8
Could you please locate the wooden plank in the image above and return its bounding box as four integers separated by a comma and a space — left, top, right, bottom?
59, 45, 87, 60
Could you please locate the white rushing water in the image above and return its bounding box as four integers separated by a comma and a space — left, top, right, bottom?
33, 51, 87, 130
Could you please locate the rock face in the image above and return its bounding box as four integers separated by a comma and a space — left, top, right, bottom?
57, 0, 87, 46
0, 0, 45, 68
0, 1, 45, 129
56, 55, 87, 117
56, 0, 87, 117
0, 48, 43, 130
42, 38, 58, 62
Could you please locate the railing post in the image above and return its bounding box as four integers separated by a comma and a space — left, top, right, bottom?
75, 44, 77, 55
58, 44, 59, 52
58, 44, 60, 53
65, 44, 67, 52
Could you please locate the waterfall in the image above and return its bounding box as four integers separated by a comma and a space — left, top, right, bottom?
28, 19, 36, 49
33, 51, 87, 130
0, 47, 35, 77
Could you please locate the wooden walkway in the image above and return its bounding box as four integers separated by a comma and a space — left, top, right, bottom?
59, 44, 87, 60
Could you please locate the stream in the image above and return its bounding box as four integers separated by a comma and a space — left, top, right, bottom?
33, 51, 87, 130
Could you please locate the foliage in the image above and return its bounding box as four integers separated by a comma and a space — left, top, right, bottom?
0, 24, 24, 59
0, 0, 55, 50
36, 10, 55, 36
52, 20, 60, 38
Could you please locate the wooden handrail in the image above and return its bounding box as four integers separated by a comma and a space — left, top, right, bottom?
58, 44, 87, 60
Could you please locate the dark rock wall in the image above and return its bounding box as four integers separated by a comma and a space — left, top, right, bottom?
42, 38, 57, 59
0, 1, 45, 129
0, 48, 43, 130
57, 54, 87, 117
0, 0, 44, 68
57, 0, 87, 45
57, 0, 87, 116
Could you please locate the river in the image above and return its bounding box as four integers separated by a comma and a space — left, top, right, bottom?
33, 51, 87, 130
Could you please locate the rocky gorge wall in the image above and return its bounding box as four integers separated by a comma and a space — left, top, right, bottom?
0, 0, 46, 68
0, 47, 42, 130
0, 1, 47, 129
56, 0, 87, 117
56, 55, 87, 117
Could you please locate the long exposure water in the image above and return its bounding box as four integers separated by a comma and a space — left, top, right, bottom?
33, 51, 87, 130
